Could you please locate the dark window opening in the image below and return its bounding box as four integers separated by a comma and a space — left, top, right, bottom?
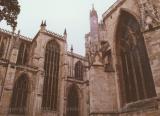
75, 61, 84, 80
17, 42, 28, 65
9, 74, 29, 115
116, 11, 156, 105
66, 85, 79, 116
42, 40, 60, 111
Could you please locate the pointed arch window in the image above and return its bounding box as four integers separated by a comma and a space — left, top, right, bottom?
75, 61, 84, 80
17, 42, 28, 65
67, 85, 79, 116
42, 40, 60, 111
116, 11, 156, 105
9, 74, 29, 115
0, 40, 5, 58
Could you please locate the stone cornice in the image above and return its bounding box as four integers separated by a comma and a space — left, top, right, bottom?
0, 28, 32, 42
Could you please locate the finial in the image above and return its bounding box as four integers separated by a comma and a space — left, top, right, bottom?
64, 28, 67, 35
44, 20, 47, 26
18, 30, 20, 35
41, 20, 44, 26
71, 45, 73, 53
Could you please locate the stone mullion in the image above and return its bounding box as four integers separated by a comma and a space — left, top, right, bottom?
19, 81, 23, 110
44, 48, 50, 109
121, 52, 128, 102
44, 50, 49, 108
49, 48, 55, 109
56, 51, 60, 109
135, 48, 147, 98
129, 51, 140, 101
79, 64, 81, 79
21, 44, 26, 65
46, 46, 52, 109
127, 53, 137, 101
53, 50, 59, 110
15, 84, 19, 109
123, 53, 131, 102
79, 65, 82, 80
52, 50, 56, 110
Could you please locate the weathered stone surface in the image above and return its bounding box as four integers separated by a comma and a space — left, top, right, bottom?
1, 0, 160, 116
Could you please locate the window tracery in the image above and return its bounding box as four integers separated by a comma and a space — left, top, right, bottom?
117, 11, 156, 104
42, 40, 60, 111
17, 42, 28, 65
66, 85, 79, 116
9, 74, 29, 115
75, 61, 83, 80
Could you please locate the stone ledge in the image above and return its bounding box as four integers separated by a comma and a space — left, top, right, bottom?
121, 97, 159, 113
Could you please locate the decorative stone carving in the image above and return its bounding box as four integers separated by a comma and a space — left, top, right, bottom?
139, 0, 160, 30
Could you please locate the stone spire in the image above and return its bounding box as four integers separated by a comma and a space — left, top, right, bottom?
90, 5, 99, 40
70, 45, 73, 53
63, 28, 67, 40
90, 4, 98, 17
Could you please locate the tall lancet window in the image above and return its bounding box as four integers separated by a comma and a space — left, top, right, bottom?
75, 61, 83, 80
17, 42, 28, 65
42, 40, 60, 111
0, 40, 5, 58
9, 74, 29, 115
116, 11, 156, 105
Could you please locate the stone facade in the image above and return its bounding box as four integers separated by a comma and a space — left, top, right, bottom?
1, 0, 160, 116
0, 24, 88, 116
85, 0, 160, 116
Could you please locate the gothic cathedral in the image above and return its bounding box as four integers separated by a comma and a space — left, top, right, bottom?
0, 0, 160, 116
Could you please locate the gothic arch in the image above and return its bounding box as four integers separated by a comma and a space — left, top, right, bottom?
42, 39, 60, 111
17, 42, 28, 65
44, 38, 61, 53
75, 61, 84, 80
66, 84, 81, 116
16, 72, 33, 92
9, 73, 29, 115
115, 10, 156, 106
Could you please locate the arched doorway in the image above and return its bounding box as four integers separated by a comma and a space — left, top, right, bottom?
116, 10, 156, 105
66, 85, 79, 116
9, 73, 29, 115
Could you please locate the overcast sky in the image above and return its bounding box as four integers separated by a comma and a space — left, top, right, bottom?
0, 0, 116, 56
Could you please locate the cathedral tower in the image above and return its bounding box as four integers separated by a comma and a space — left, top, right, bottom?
90, 5, 99, 40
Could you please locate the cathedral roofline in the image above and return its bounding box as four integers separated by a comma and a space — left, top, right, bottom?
102, 0, 125, 20
67, 51, 87, 61
32, 29, 66, 42
45, 30, 64, 40
0, 28, 32, 42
